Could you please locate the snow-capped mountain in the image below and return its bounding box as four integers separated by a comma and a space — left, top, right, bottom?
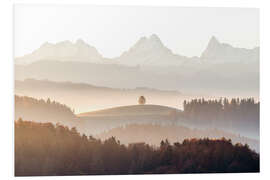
200, 36, 259, 63
114, 34, 190, 66
15, 39, 103, 65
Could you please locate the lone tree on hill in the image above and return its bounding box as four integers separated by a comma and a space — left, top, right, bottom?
138, 96, 146, 105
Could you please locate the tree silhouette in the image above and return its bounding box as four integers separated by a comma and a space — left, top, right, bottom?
138, 96, 146, 105
182, 97, 259, 133
15, 119, 259, 176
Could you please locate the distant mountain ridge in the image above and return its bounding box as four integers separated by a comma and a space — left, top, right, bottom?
15, 39, 103, 65
14, 35, 259, 95
114, 34, 192, 66
15, 59, 259, 96
15, 35, 259, 66
201, 36, 259, 63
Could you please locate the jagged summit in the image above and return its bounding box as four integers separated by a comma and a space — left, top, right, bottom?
15, 39, 103, 64
201, 36, 259, 63
15, 35, 259, 66
132, 34, 166, 50
76, 38, 87, 45
208, 36, 220, 47
200, 36, 221, 59
115, 34, 188, 66
149, 33, 162, 42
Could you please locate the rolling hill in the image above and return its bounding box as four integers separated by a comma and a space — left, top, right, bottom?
15, 95, 259, 152
78, 104, 181, 117
15, 79, 186, 113
77, 104, 182, 135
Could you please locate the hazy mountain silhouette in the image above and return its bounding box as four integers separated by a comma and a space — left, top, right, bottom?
201, 36, 259, 63
114, 34, 194, 66
15, 39, 103, 65
15, 60, 259, 96
14, 35, 259, 96
15, 35, 259, 66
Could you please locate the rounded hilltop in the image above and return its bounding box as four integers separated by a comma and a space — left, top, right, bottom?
77, 104, 181, 117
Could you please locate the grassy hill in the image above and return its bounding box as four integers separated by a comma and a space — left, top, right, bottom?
15, 79, 184, 113
77, 104, 182, 135
78, 104, 181, 117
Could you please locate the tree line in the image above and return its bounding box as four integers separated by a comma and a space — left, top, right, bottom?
96, 123, 259, 152
15, 95, 76, 126
15, 119, 259, 176
182, 98, 259, 135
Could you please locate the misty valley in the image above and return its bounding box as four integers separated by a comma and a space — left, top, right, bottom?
14, 34, 260, 175
15, 94, 260, 176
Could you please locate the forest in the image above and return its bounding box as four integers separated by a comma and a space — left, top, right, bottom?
15, 119, 259, 176
182, 98, 259, 137
96, 124, 259, 152
15, 95, 76, 127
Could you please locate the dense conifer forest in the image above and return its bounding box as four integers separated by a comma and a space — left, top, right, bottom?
96, 123, 259, 152
15, 120, 259, 176
182, 98, 259, 137
15, 95, 76, 126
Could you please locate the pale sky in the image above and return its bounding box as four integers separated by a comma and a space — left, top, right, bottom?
14, 5, 259, 58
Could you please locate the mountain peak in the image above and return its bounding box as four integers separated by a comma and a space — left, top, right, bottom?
208, 36, 220, 47
201, 36, 259, 62
131, 34, 165, 50
76, 38, 86, 45
15, 39, 103, 64
149, 34, 163, 45
40, 42, 53, 48
150, 34, 160, 40
116, 34, 187, 66
57, 40, 73, 46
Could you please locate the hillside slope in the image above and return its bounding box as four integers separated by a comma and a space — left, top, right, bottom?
15, 79, 184, 113
78, 104, 181, 117
15, 120, 259, 176
96, 123, 259, 153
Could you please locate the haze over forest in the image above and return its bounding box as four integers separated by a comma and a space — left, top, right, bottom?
14, 6, 259, 175
15, 34, 260, 140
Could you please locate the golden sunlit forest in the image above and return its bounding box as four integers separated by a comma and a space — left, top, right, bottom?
15, 120, 259, 176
